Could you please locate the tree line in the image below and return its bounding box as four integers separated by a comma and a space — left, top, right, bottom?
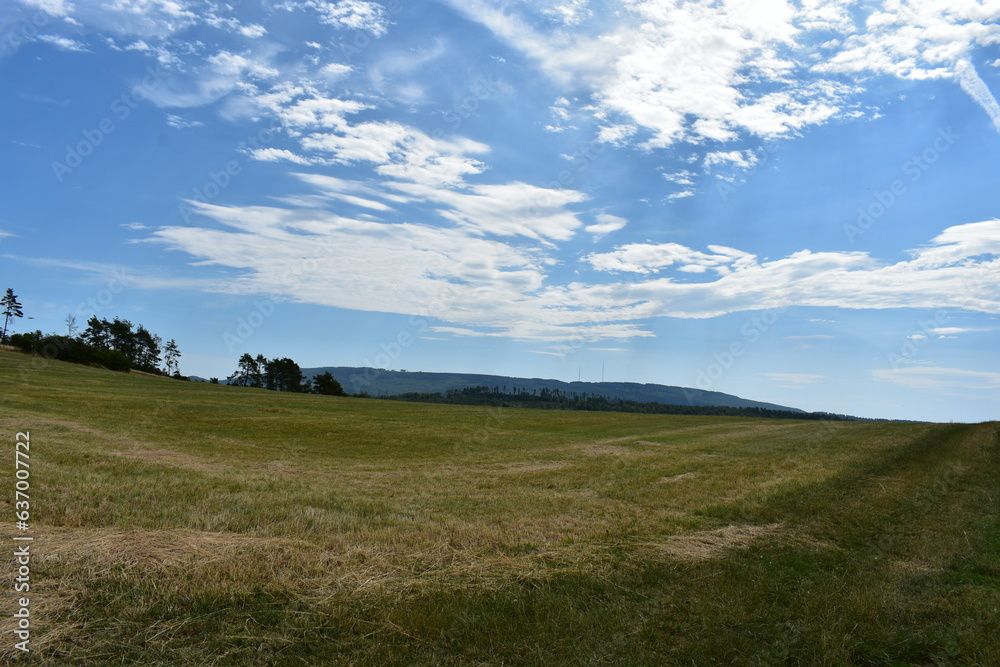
1, 288, 344, 396
226, 353, 345, 396
7, 315, 182, 376
0, 288, 886, 419
384, 385, 872, 421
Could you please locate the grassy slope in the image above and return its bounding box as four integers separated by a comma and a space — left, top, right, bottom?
1, 349, 998, 665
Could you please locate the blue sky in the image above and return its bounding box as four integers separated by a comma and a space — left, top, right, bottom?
1, 0, 999, 422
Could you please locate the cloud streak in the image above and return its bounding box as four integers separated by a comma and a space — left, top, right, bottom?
143, 152, 1000, 341
453, 0, 1000, 152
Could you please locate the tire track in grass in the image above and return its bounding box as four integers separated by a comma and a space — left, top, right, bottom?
657, 422, 1000, 665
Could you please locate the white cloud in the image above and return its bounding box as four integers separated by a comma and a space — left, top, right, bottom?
765, 372, 826, 388
453, 0, 1000, 156
148, 199, 579, 338
296, 0, 390, 35
955, 58, 1000, 133
543, 0, 592, 26
21, 0, 75, 18
144, 168, 1000, 344
391, 181, 588, 241
584, 219, 1000, 318
320, 62, 352, 80
291, 173, 397, 211
165, 113, 202, 129
367, 40, 446, 103
817, 2, 1000, 80
147, 50, 280, 108
586, 242, 755, 275
705, 150, 760, 170
928, 327, 985, 336
122, 38, 181, 67
250, 148, 314, 165
11, 255, 218, 291
907, 219, 1000, 269
585, 213, 627, 236
451, 0, 852, 149
36, 34, 89, 51
663, 170, 695, 186
550, 99, 571, 121
250, 83, 486, 188
240, 23, 266, 38
302, 122, 489, 187
54, 0, 200, 39
203, 12, 267, 38
872, 367, 1000, 391
263, 90, 369, 131
34, 0, 999, 348
815, 2, 1000, 132
666, 189, 696, 201
207, 50, 278, 80
596, 123, 637, 145
441, 0, 616, 88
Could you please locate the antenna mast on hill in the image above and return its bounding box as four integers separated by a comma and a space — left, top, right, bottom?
602, 362, 605, 383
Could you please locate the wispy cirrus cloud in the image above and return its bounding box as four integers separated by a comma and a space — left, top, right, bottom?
765, 372, 827, 389
872, 366, 1000, 392
141, 128, 1000, 345
583, 220, 1000, 320
292, 0, 391, 36
585, 213, 627, 236
447, 0, 854, 151
449, 0, 1000, 165
36, 34, 88, 51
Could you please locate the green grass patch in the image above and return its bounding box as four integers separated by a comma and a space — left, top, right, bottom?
2, 349, 998, 664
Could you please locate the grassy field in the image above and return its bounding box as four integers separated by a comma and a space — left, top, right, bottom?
1, 349, 998, 665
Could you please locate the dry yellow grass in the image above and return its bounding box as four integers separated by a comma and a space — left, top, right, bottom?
1, 349, 998, 665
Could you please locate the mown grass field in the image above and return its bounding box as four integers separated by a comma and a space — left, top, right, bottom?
1, 349, 998, 665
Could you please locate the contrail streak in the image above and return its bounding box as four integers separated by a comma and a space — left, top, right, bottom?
955, 58, 1000, 134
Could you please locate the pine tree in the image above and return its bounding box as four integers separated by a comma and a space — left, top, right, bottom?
163, 339, 181, 376
312, 372, 346, 396
1, 288, 23, 341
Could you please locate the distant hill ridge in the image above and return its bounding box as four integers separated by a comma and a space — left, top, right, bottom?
303, 366, 804, 413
